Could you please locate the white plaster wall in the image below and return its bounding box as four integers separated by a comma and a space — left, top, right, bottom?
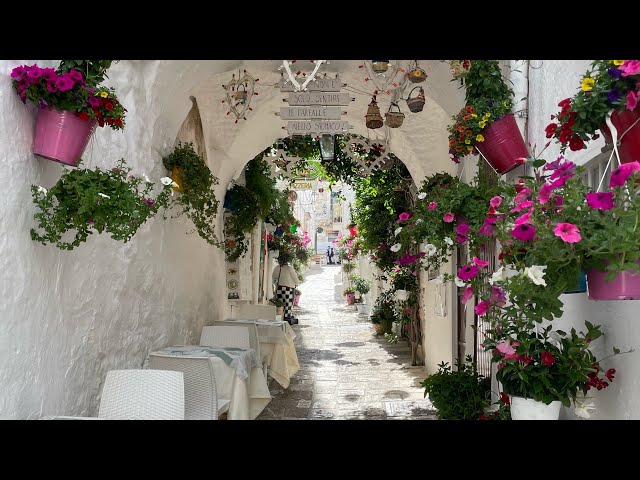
527, 60, 639, 419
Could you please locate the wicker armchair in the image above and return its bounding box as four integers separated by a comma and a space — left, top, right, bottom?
148, 355, 230, 420
233, 303, 277, 321
201, 324, 267, 380
97, 369, 185, 420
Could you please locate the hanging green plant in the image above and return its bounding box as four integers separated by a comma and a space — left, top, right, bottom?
162, 142, 224, 248
31, 158, 172, 250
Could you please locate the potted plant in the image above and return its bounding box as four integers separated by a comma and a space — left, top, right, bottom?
30, 158, 171, 250
370, 289, 396, 334
161, 142, 224, 249
294, 288, 302, 306
448, 60, 528, 174
11, 62, 126, 166
420, 356, 490, 420
351, 274, 371, 304
341, 261, 355, 274
343, 286, 356, 305
545, 60, 640, 162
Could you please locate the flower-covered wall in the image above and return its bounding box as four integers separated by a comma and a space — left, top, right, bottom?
528, 60, 639, 419
0, 60, 461, 418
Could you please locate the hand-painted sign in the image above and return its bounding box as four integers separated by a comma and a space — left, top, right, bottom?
286, 120, 351, 135
280, 106, 342, 120
287, 92, 352, 106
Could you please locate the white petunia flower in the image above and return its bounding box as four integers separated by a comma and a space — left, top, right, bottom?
416, 218, 423, 224
576, 206, 582, 211
390, 243, 402, 253
160, 177, 173, 186
36, 186, 47, 195
444, 237, 454, 246
394, 227, 403, 236
424, 243, 437, 256
143, 173, 150, 183
417, 192, 427, 200
98, 193, 110, 199
489, 266, 506, 285
524, 265, 547, 286
454, 277, 466, 288
171, 181, 179, 188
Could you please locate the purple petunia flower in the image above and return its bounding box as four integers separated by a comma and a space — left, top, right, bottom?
67, 69, 84, 83
144, 198, 155, 207
607, 89, 622, 103
11, 66, 26, 79
26, 67, 43, 83
608, 67, 622, 79
46, 82, 58, 93
87, 96, 100, 107
42, 68, 57, 82
55, 76, 74, 92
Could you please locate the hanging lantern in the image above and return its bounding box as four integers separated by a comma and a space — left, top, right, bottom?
365, 96, 384, 129
371, 60, 390, 74
406, 86, 426, 113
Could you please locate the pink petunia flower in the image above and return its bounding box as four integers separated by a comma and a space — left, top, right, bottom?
475, 300, 490, 316
538, 183, 554, 204
496, 340, 520, 355
443, 212, 454, 223
456, 234, 468, 243
490, 286, 507, 307
458, 264, 479, 281
549, 161, 576, 180
544, 156, 564, 171
428, 202, 438, 211
478, 218, 496, 236
55, 76, 74, 92
619, 60, 640, 77
550, 175, 571, 189
461, 286, 474, 304
510, 223, 536, 242
11, 66, 26, 78
513, 187, 531, 205
514, 208, 534, 226
610, 161, 640, 187
398, 212, 411, 222
472, 256, 489, 268
626, 90, 638, 111
510, 200, 534, 213
554, 222, 582, 243
490, 196, 502, 208
586, 192, 615, 211
456, 223, 470, 236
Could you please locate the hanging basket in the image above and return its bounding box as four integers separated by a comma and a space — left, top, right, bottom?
371, 60, 390, 74
475, 114, 529, 174
407, 64, 427, 84
587, 260, 640, 300
563, 271, 587, 294
365, 97, 384, 129
599, 109, 640, 164
32, 108, 96, 166
406, 86, 425, 113
385, 103, 405, 128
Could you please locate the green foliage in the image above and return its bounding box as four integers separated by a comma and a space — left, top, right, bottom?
420, 356, 490, 420
162, 142, 223, 249
31, 158, 171, 250
370, 289, 397, 333
342, 286, 355, 295
350, 274, 371, 294
462, 60, 514, 104
341, 261, 355, 274
57, 60, 116, 86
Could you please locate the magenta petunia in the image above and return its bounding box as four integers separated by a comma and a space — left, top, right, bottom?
456, 223, 470, 235
428, 202, 438, 211
456, 234, 468, 243
478, 218, 496, 236
510, 200, 534, 213
42, 68, 57, 82
513, 187, 531, 205
472, 256, 489, 268
514, 208, 533, 226
550, 161, 576, 180
398, 253, 417, 266
11, 66, 26, 79
67, 69, 84, 83
550, 175, 571, 189
538, 183, 554, 204
461, 286, 474, 304
553, 222, 582, 243
26, 67, 43, 83
46, 82, 58, 93
554, 195, 563, 207
610, 161, 640, 188
55, 76, 74, 92
543, 156, 564, 171
458, 264, 479, 281
490, 286, 507, 307
586, 192, 615, 211
398, 212, 411, 222
490, 196, 502, 208
475, 300, 490, 316
510, 223, 536, 242
87, 96, 100, 107
619, 60, 640, 77
626, 90, 638, 111
443, 212, 454, 223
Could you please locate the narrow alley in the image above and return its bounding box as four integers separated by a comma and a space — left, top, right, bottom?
257, 264, 436, 420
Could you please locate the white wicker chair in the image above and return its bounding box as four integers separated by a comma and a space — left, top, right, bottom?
148, 355, 230, 420
97, 369, 185, 420
207, 322, 268, 380
233, 304, 277, 321
199, 325, 251, 349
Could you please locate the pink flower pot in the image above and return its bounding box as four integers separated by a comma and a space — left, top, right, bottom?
600, 109, 640, 165
33, 108, 97, 166
587, 263, 640, 300
476, 114, 529, 174
294, 294, 300, 306
346, 293, 355, 305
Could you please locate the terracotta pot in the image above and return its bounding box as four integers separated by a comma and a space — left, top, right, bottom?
476, 114, 529, 174
32, 108, 96, 166
599, 109, 640, 164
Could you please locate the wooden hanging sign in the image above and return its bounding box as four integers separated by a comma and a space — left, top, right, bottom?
286, 120, 351, 135
279, 76, 343, 92
286, 92, 352, 106
280, 106, 342, 120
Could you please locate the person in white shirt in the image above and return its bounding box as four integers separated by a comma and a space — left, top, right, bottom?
272, 251, 299, 324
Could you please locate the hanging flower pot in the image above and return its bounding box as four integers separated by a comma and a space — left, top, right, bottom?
563, 271, 587, 294
599, 109, 640, 164
385, 102, 405, 128
475, 114, 529, 174
406, 87, 425, 113
365, 97, 384, 129
407, 62, 427, 83
587, 262, 640, 300
32, 108, 97, 166
510, 396, 561, 420
371, 60, 390, 74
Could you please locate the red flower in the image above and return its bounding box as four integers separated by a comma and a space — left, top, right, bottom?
569, 135, 585, 151
465, 130, 472, 137
559, 129, 572, 144
105, 101, 114, 111
558, 98, 571, 107
115, 118, 123, 127
77, 111, 90, 121
500, 392, 510, 405
545, 123, 558, 138
455, 146, 463, 153
99, 98, 105, 106
98, 119, 104, 127
541, 351, 556, 367
465, 105, 472, 114
106, 117, 114, 125
449, 139, 456, 146
605, 368, 616, 381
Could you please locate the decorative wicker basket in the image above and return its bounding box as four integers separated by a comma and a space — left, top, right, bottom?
385, 103, 405, 128
371, 60, 390, 73
365, 97, 384, 129
406, 86, 425, 113
408, 67, 427, 83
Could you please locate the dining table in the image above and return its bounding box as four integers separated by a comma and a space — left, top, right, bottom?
220, 318, 300, 389
148, 345, 271, 420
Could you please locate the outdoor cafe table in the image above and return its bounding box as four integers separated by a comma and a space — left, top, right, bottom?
222, 318, 300, 389
148, 345, 271, 420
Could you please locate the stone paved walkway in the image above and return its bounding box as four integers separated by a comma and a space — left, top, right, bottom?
257, 264, 436, 420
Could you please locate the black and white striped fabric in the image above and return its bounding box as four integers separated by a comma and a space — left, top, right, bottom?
276, 285, 295, 320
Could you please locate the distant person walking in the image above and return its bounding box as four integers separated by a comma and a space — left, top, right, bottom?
326, 246, 333, 264
329, 246, 335, 265
272, 252, 299, 325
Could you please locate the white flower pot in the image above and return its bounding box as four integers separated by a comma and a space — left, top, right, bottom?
395, 289, 408, 301
271, 249, 279, 258
356, 303, 370, 315
510, 396, 561, 420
